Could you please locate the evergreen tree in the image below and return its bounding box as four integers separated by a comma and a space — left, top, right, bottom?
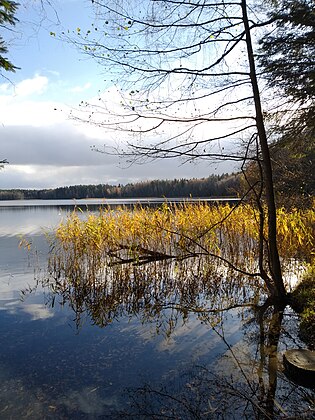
0, 0, 19, 74
259, 0, 315, 135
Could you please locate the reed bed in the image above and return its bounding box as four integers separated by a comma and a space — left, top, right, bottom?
45, 202, 314, 327
50, 202, 314, 286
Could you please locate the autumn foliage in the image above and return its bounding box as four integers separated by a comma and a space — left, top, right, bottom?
50, 203, 314, 292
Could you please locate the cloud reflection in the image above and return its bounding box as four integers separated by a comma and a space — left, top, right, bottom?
22, 303, 54, 321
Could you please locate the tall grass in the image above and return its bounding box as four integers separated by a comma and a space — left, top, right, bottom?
45, 202, 314, 327
50, 203, 314, 287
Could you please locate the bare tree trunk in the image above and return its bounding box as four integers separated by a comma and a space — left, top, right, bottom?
241, 0, 286, 300
70, 0, 291, 300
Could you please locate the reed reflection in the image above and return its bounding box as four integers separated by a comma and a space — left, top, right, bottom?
32, 202, 315, 419
45, 254, 260, 330
30, 258, 314, 419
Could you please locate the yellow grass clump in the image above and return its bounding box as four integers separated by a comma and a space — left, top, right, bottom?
53, 203, 314, 278
45, 202, 314, 328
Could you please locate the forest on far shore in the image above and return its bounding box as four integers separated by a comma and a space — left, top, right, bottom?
0, 173, 241, 201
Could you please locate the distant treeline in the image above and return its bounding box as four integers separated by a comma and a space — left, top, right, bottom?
0, 174, 241, 200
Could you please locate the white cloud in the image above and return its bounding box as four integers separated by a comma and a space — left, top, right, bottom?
0, 75, 98, 130
14, 74, 48, 97
0, 99, 69, 127
0, 74, 64, 128
0, 83, 10, 94
0, 75, 239, 189
68, 82, 92, 93
0, 158, 234, 189
47, 70, 60, 77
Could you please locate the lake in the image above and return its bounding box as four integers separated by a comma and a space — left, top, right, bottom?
0, 200, 314, 419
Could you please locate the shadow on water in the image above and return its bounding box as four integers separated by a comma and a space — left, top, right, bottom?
24, 256, 314, 420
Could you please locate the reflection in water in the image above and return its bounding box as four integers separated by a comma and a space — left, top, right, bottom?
0, 205, 69, 236
21, 303, 54, 320
1, 204, 314, 418
118, 309, 314, 419
35, 257, 315, 419
45, 255, 257, 332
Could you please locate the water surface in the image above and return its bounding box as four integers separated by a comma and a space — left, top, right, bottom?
0, 201, 313, 419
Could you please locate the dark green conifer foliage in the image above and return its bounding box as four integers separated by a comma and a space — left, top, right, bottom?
259, 0, 315, 134
0, 0, 19, 73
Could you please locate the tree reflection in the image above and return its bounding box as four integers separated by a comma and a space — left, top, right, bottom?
118, 308, 314, 419
28, 259, 315, 419
258, 306, 284, 417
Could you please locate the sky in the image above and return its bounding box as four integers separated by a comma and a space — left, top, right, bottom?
0, 0, 238, 189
